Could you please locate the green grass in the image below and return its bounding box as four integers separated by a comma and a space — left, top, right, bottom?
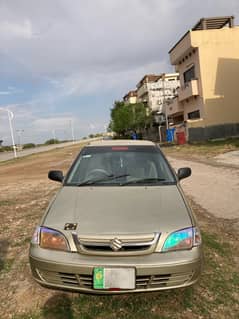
14, 292, 189, 319
162, 137, 239, 158
0, 199, 15, 206
0, 258, 14, 273
202, 231, 231, 257
193, 137, 239, 147
230, 272, 239, 286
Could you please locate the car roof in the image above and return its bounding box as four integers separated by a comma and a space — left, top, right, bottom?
87, 139, 156, 147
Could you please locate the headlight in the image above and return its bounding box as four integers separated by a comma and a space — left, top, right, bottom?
31, 226, 69, 251
162, 227, 201, 252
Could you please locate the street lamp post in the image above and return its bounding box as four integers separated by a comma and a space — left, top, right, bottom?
69, 119, 75, 143
0, 108, 17, 158
52, 129, 56, 143
16, 129, 24, 150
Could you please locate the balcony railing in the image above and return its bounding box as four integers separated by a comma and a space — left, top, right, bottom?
178, 79, 199, 102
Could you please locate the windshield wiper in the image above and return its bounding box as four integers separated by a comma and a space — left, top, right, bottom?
120, 177, 167, 186
77, 174, 130, 186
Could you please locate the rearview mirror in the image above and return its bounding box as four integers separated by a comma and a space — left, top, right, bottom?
177, 167, 191, 180
48, 170, 64, 182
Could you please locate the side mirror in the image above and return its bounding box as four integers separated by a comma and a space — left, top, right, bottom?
48, 170, 64, 182
177, 167, 191, 181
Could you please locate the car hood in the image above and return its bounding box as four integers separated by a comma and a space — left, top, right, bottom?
43, 186, 192, 235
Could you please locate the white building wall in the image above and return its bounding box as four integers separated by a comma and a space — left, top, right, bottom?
148, 78, 180, 113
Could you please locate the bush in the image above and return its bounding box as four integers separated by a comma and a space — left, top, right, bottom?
44, 139, 60, 145
0, 146, 13, 152
23, 143, 35, 149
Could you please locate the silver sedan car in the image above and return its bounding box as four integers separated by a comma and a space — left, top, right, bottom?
29, 140, 203, 293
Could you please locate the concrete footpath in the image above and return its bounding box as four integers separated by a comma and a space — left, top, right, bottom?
169, 156, 239, 221
0, 138, 96, 162
214, 150, 239, 167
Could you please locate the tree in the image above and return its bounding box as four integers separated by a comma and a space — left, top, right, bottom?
110, 101, 133, 135
110, 101, 147, 136
131, 103, 147, 131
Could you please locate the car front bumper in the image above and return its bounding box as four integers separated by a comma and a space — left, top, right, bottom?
29, 245, 203, 294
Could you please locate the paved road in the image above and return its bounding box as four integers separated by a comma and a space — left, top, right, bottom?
169, 156, 239, 221
0, 138, 98, 162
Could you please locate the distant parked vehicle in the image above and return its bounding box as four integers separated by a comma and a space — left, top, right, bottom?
102, 135, 113, 140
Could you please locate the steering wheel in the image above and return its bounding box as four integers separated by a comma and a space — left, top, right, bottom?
86, 168, 110, 179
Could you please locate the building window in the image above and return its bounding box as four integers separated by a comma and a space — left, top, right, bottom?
188, 110, 200, 120
183, 66, 195, 83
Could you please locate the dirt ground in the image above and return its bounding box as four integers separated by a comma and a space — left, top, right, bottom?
0, 144, 83, 318
0, 143, 238, 318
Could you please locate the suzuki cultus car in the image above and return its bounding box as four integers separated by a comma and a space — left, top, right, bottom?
29, 140, 202, 293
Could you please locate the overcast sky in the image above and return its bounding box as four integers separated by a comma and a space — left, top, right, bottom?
0, 0, 238, 144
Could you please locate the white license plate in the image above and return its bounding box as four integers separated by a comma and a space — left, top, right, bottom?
93, 267, 135, 290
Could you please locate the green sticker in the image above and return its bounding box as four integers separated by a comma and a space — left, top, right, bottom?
93, 267, 104, 289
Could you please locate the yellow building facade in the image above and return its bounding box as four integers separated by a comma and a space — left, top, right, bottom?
168, 16, 239, 141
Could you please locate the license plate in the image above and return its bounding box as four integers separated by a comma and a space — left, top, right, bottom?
93, 267, 135, 290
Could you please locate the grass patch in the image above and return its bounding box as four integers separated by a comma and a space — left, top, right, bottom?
196, 138, 239, 148
230, 272, 239, 286
0, 258, 14, 273
0, 199, 15, 206
162, 137, 239, 158
202, 231, 231, 257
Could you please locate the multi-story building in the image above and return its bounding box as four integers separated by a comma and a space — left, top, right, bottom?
136, 74, 160, 107
168, 16, 239, 141
123, 90, 137, 104
136, 73, 179, 114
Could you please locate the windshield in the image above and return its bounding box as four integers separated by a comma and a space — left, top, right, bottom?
65, 146, 176, 186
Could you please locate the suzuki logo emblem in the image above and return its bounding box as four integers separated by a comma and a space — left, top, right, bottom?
110, 238, 122, 251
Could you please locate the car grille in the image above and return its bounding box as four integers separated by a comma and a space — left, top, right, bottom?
136, 272, 194, 289
72, 232, 160, 256
37, 270, 93, 289
37, 269, 194, 290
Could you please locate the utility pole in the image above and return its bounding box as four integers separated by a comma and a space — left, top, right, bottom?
162, 74, 169, 131
0, 108, 17, 158
16, 129, 24, 149
52, 129, 56, 143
